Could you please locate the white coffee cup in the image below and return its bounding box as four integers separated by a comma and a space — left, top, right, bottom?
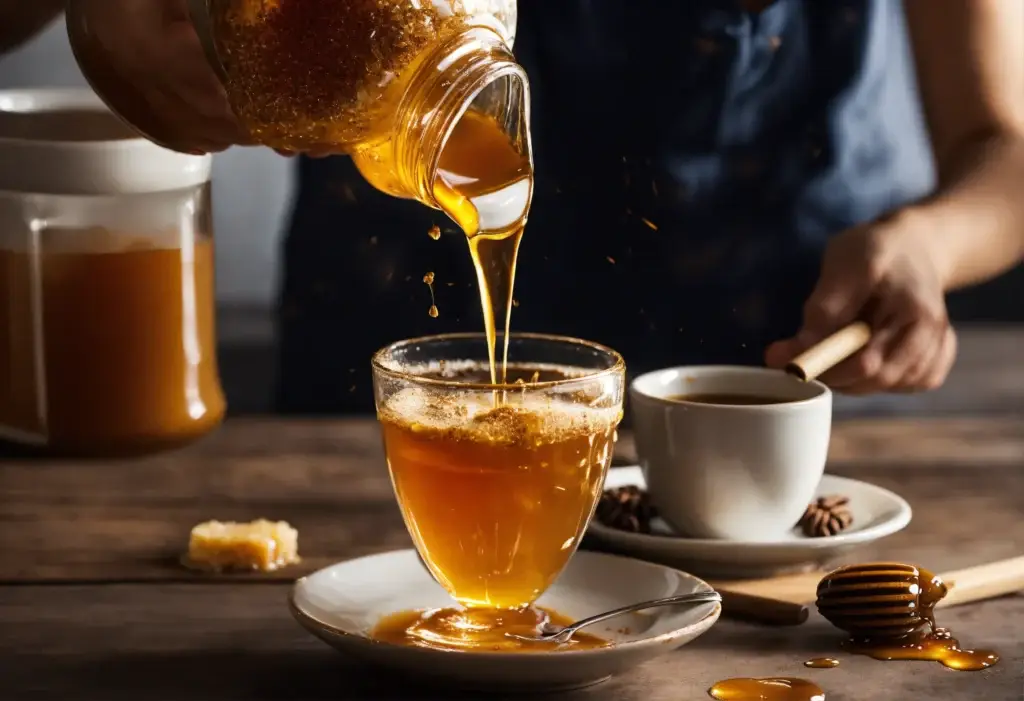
630, 366, 832, 541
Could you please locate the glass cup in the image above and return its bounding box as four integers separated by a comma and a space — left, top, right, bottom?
371, 333, 625, 646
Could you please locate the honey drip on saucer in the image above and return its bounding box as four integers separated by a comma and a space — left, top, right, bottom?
803, 658, 839, 669
369, 606, 609, 652
708, 678, 825, 701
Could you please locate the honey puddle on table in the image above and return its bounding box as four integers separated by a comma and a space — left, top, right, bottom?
708, 678, 825, 701
369, 606, 609, 652
842, 628, 999, 671
803, 658, 839, 669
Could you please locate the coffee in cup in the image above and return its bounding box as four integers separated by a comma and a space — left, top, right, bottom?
629, 366, 831, 541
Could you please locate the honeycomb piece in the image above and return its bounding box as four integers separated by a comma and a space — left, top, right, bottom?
185, 519, 300, 572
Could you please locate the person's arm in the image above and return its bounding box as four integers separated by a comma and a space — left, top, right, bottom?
0, 0, 65, 55
903, 0, 1024, 290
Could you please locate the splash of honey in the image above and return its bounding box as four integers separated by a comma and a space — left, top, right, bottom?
422, 271, 438, 318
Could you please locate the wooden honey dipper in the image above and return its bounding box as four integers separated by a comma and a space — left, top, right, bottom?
813, 561, 1009, 671
815, 562, 948, 638
785, 322, 872, 382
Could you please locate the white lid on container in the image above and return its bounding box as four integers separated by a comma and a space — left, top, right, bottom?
0, 88, 213, 196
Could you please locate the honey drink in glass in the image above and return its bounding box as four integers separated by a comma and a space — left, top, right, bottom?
371, 332, 625, 650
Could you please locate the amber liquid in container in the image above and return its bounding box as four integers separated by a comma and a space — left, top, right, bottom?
68, 0, 532, 385
379, 364, 618, 609
0, 95, 225, 458
202, 0, 532, 384
0, 229, 224, 456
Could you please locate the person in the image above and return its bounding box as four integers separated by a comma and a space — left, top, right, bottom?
4, 1, 1024, 413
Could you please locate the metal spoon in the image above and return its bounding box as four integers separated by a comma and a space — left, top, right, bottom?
507, 590, 723, 645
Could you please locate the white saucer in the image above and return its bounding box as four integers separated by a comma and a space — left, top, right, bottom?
586, 466, 912, 579
289, 549, 721, 692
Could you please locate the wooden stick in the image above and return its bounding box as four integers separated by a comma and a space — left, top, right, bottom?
718, 589, 810, 626
711, 571, 824, 605
938, 556, 1024, 609
785, 322, 872, 382
712, 556, 1024, 610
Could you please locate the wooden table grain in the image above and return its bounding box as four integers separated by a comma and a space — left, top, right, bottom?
1, 417, 1022, 701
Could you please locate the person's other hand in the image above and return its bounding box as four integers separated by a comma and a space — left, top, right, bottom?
765, 210, 957, 394
68, 0, 244, 153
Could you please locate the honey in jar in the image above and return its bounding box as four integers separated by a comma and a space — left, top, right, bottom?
0, 91, 225, 457
68, 0, 530, 214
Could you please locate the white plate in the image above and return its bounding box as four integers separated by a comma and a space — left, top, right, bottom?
289, 549, 721, 692
587, 466, 912, 579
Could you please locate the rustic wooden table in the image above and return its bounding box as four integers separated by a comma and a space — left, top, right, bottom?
1, 417, 1022, 701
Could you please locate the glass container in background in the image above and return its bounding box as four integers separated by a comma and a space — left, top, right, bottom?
0, 88, 225, 458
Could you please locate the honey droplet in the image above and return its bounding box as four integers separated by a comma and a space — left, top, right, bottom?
708, 678, 824, 701
804, 658, 839, 669
512, 298, 520, 308
427, 225, 441, 240
641, 217, 658, 231
422, 271, 438, 318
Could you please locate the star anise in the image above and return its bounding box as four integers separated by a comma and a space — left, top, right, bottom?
595, 486, 658, 534
798, 495, 853, 537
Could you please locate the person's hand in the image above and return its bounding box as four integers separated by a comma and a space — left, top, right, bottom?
765, 210, 957, 394
68, 0, 244, 153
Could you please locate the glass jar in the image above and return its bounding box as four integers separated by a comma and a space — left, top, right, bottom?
66, 0, 531, 216
0, 88, 226, 458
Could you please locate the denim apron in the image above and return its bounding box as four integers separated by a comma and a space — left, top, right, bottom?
274, 0, 935, 413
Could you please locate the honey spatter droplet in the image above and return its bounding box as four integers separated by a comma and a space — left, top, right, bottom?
423, 271, 438, 318
708, 678, 825, 701
804, 658, 839, 669
427, 225, 441, 240
641, 217, 658, 231
606, 256, 616, 264
512, 298, 520, 308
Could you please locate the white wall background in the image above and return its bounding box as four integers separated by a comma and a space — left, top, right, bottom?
0, 18, 294, 307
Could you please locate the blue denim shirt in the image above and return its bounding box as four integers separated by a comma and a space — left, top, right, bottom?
275, 0, 936, 413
